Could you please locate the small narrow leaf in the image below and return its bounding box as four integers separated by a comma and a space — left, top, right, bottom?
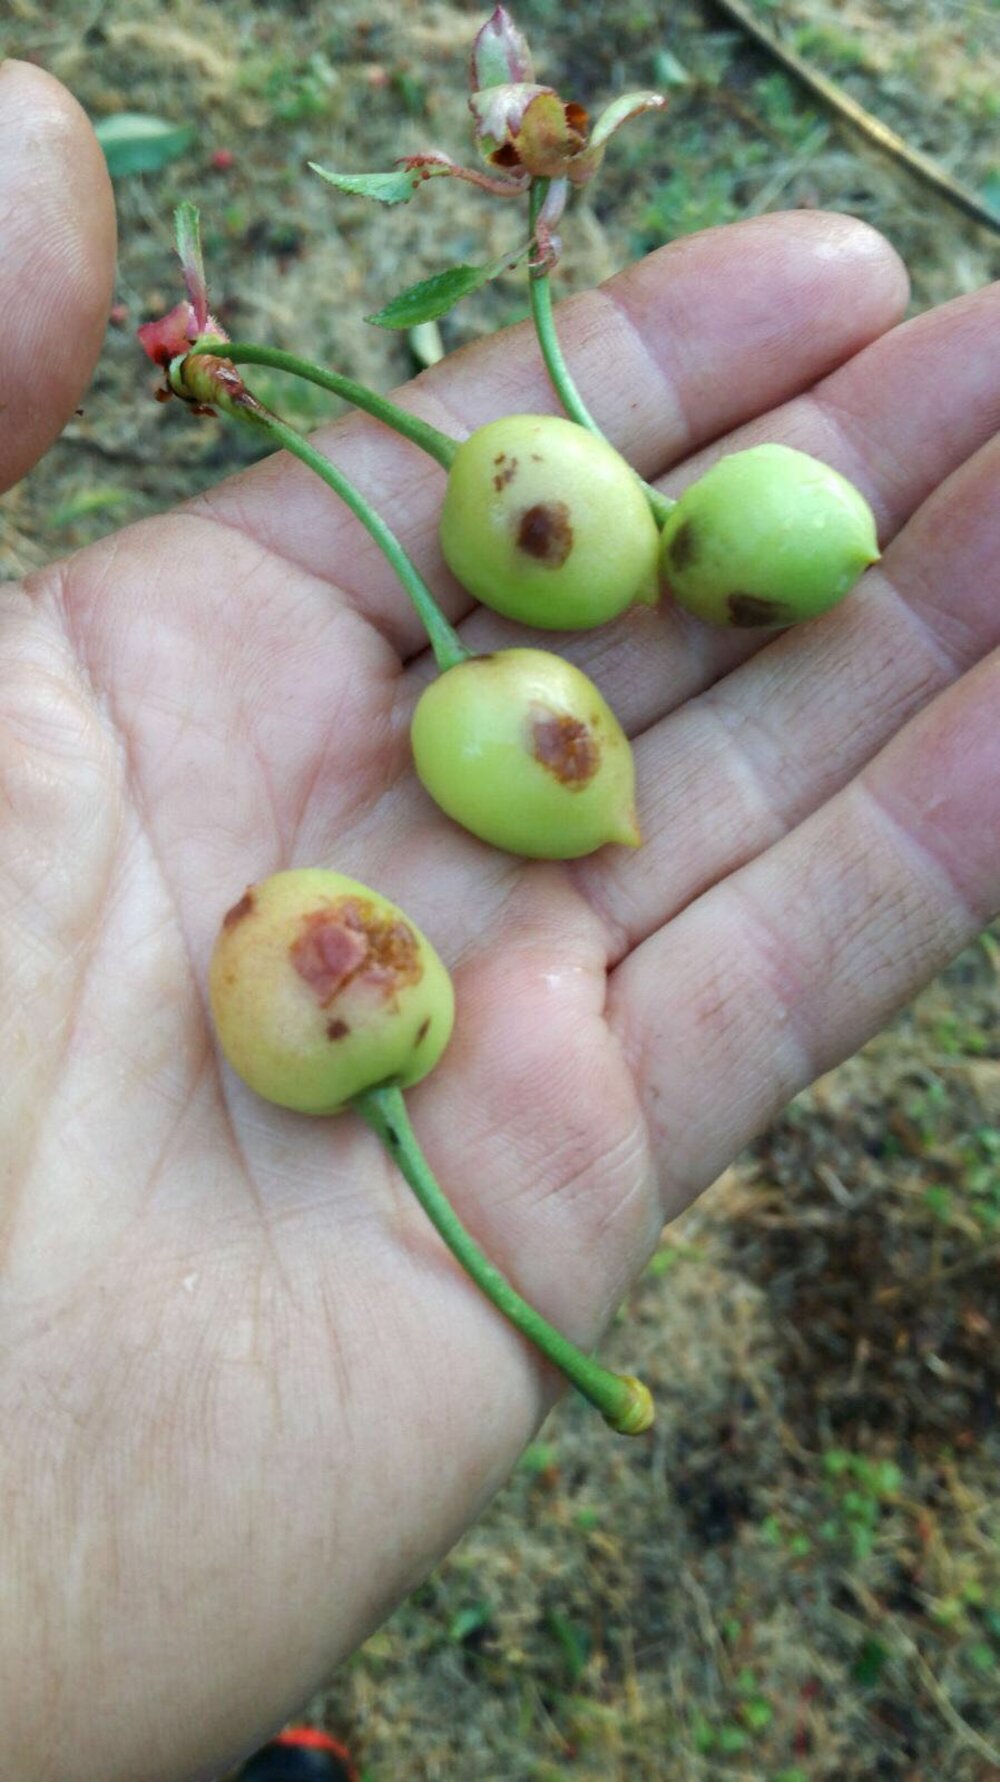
366, 263, 492, 329
589, 90, 667, 153
94, 113, 194, 177
309, 164, 426, 205
50, 487, 132, 529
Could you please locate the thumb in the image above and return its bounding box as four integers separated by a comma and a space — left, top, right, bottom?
0, 59, 116, 495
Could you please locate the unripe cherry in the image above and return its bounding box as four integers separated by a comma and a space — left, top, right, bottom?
410, 648, 640, 858
439, 414, 660, 629
209, 869, 454, 1113
659, 443, 880, 627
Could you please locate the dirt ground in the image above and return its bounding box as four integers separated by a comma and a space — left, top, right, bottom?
3, 1, 999, 1776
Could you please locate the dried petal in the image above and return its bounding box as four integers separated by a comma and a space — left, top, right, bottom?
175, 200, 210, 332
512, 91, 588, 178
137, 301, 227, 368
138, 202, 227, 371
470, 81, 555, 159
470, 5, 534, 90
531, 176, 567, 268
137, 301, 199, 368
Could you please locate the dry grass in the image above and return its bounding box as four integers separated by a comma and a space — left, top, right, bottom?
4, 1, 999, 1775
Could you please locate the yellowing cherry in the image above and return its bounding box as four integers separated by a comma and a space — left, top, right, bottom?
209, 869, 454, 1113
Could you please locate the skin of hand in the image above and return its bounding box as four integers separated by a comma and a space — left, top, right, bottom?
2, 56, 1000, 1782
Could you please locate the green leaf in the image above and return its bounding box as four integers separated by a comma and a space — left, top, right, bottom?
873, 1460, 902, 1496
692, 1715, 716, 1754
924, 1185, 953, 1221
978, 170, 1000, 216
309, 164, 426, 206
366, 263, 493, 329
518, 1441, 558, 1475
852, 1636, 888, 1686
94, 113, 194, 177
717, 1725, 749, 1753
49, 487, 131, 529
448, 1600, 493, 1644
740, 1696, 773, 1732
546, 1611, 590, 1682
652, 49, 691, 88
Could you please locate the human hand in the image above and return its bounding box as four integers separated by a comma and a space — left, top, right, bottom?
3, 58, 999, 1782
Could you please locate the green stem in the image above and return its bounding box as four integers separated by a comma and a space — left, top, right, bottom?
528, 180, 601, 436
191, 339, 459, 470
182, 359, 470, 674
527, 181, 676, 530
643, 483, 678, 527
354, 1084, 654, 1437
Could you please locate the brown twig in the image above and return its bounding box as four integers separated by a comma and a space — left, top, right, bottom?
709, 0, 1000, 237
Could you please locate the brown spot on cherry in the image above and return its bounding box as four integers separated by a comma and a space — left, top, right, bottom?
531, 709, 601, 786
415, 1016, 431, 1045
440, 416, 660, 629
222, 890, 256, 929
290, 899, 423, 1008
292, 915, 368, 1002
516, 500, 573, 568
492, 451, 518, 493
667, 519, 698, 572
208, 869, 455, 1115
726, 592, 792, 627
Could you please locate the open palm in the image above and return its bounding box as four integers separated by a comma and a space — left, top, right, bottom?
3, 62, 999, 1782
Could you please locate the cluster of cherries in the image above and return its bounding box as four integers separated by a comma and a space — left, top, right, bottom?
142, 8, 879, 1434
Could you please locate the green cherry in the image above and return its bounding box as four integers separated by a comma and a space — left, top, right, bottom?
660, 443, 880, 627
209, 869, 454, 1113
440, 414, 661, 629
411, 648, 641, 858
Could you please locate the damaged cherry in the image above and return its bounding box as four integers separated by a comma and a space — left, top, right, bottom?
660, 443, 880, 628
440, 414, 660, 629
209, 868, 455, 1114
410, 647, 641, 857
